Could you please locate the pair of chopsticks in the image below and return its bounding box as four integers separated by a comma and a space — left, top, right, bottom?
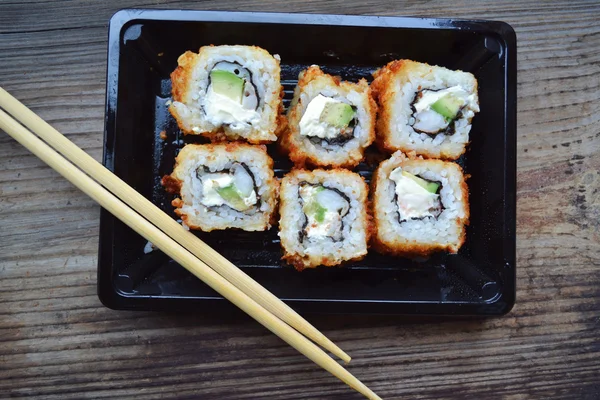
0, 87, 381, 400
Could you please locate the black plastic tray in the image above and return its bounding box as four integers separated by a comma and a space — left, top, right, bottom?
99, 9, 517, 315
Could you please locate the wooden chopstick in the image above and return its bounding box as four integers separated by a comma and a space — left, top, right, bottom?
0, 88, 350, 365
0, 107, 381, 400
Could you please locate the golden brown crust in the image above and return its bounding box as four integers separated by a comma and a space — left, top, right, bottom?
161, 175, 182, 194
369, 178, 453, 257
370, 152, 469, 257
162, 142, 278, 232
370, 60, 476, 160
275, 78, 286, 133
168, 45, 283, 144
174, 210, 206, 231
458, 168, 471, 233
170, 197, 206, 231
370, 60, 406, 155
370, 237, 452, 258
280, 65, 376, 169
169, 50, 202, 138
364, 197, 375, 253
283, 253, 368, 272
170, 51, 197, 104
279, 168, 370, 270
440, 146, 467, 160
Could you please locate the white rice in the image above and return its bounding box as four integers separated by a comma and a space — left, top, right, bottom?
170, 144, 278, 232
170, 45, 281, 142
279, 169, 369, 269
374, 151, 468, 252
378, 61, 479, 159
284, 65, 375, 167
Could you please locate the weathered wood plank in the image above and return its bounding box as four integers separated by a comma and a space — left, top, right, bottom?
0, 1, 599, 399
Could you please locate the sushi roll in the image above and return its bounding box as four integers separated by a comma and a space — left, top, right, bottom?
162, 143, 279, 232
371, 151, 469, 257
370, 60, 479, 160
169, 45, 283, 144
279, 169, 370, 270
280, 66, 376, 168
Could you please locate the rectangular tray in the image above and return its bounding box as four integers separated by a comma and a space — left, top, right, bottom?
98, 9, 517, 315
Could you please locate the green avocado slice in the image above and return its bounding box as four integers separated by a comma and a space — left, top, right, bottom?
430, 93, 464, 121
320, 102, 355, 128
401, 171, 440, 194
210, 70, 244, 103
303, 186, 326, 223
216, 184, 250, 211
304, 200, 327, 223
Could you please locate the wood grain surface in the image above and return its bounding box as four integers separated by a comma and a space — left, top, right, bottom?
1, 1, 599, 399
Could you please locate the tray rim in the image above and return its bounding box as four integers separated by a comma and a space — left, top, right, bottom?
98, 8, 517, 316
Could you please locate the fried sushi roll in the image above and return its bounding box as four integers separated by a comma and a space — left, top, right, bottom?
169, 45, 283, 144
372, 151, 469, 257
371, 60, 479, 160
162, 143, 279, 232
280, 66, 376, 168
279, 169, 370, 270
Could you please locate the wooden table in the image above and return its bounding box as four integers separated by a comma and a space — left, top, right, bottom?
1, 1, 599, 398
